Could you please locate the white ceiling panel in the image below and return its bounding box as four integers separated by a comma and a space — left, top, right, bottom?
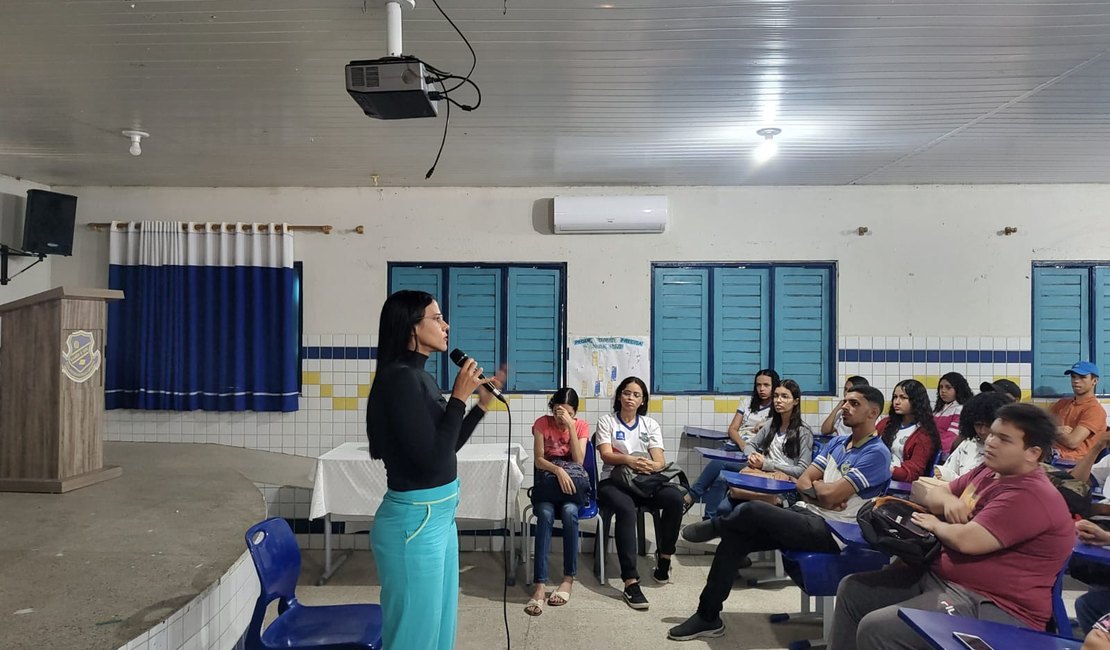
1, 1, 1109, 187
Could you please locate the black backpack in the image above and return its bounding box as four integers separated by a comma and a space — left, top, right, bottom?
857, 496, 941, 565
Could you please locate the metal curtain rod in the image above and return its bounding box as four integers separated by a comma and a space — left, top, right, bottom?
87, 222, 366, 235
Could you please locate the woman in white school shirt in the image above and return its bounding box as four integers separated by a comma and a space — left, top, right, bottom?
685, 369, 780, 518
595, 376, 685, 611
725, 368, 780, 447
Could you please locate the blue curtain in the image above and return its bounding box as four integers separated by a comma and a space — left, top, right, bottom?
106, 221, 299, 411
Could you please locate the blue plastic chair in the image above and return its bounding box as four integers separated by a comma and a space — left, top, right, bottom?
770, 525, 891, 650
581, 439, 600, 522
771, 525, 1074, 648
1050, 559, 1075, 638
521, 440, 599, 585
244, 518, 383, 650
926, 448, 943, 476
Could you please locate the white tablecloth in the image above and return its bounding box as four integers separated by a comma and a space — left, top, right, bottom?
309, 442, 529, 523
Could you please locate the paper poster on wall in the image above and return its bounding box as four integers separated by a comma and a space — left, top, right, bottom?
568, 336, 649, 399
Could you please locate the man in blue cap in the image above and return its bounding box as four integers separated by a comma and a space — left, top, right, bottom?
1052, 360, 1107, 461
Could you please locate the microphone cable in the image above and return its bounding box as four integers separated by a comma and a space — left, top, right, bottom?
452, 350, 512, 647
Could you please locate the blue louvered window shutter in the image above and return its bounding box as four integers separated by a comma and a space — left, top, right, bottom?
712, 268, 770, 393
389, 266, 445, 384
1033, 267, 1089, 396
447, 267, 502, 389
506, 267, 562, 391
772, 267, 833, 393
1094, 267, 1110, 386
653, 267, 710, 392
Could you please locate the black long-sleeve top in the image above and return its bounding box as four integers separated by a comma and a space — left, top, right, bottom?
366, 350, 486, 491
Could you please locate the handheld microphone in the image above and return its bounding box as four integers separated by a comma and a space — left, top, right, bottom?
449, 348, 506, 403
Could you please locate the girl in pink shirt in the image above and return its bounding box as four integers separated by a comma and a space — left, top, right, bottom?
933, 372, 973, 452
526, 388, 589, 616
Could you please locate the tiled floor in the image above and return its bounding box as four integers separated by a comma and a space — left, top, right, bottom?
291, 538, 1089, 649
296, 547, 818, 649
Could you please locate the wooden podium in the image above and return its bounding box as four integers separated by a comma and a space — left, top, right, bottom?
0, 287, 124, 492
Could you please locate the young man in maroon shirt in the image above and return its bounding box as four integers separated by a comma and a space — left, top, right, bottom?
828, 402, 1075, 650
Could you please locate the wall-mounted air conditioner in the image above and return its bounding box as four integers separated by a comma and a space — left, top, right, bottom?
552, 195, 668, 234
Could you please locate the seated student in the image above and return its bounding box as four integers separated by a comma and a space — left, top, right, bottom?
828, 403, 1075, 650
877, 379, 941, 482
595, 376, 685, 611
717, 379, 814, 513
727, 368, 780, 444
685, 369, 780, 518
1068, 432, 1110, 606
1053, 361, 1108, 462
935, 391, 1013, 481
666, 386, 891, 641
1074, 519, 1110, 636
819, 375, 870, 436
1071, 428, 1110, 517
933, 371, 973, 451
525, 387, 590, 617
980, 378, 1022, 401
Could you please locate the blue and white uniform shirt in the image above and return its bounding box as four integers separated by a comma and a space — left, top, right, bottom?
595, 413, 664, 481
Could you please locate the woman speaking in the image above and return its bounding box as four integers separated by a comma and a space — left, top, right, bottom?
367, 290, 503, 649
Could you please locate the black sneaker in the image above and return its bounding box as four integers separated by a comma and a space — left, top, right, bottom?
681, 519, 718, 543
623, 582, 649, 610
667, 612, 726, 641
652, 552, 670, 581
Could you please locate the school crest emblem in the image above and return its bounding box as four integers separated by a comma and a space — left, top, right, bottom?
61, 330, 101, 383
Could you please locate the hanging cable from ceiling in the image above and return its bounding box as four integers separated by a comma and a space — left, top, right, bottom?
415, 0, 481, 179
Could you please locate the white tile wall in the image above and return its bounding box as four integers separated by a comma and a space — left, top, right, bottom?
104, 331, 1110, 552
116, 551, 257, 650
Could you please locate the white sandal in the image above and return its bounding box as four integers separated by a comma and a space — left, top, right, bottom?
524, 598, 544, 616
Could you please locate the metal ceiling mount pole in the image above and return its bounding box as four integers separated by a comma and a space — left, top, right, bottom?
384, 0, 416, 57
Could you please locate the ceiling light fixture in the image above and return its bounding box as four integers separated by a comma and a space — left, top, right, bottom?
753, 127, 781, 163
122, 129, 149, 156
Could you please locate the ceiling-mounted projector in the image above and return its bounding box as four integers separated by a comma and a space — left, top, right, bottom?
346, 56, 438, 120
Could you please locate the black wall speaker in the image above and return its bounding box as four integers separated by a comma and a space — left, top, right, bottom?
22, 189, 77, 256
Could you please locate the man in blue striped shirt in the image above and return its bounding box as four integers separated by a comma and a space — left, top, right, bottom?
668, 385, 892, 641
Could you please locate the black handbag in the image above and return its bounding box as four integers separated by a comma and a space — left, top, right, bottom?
856, 496, 941, 565
530, 459, 590, 507
610, 462, 690, 500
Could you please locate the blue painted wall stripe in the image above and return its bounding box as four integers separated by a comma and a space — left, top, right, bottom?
304, 346, 1029, 366
301, 346, 376, 360
836, 349, 1032, 364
